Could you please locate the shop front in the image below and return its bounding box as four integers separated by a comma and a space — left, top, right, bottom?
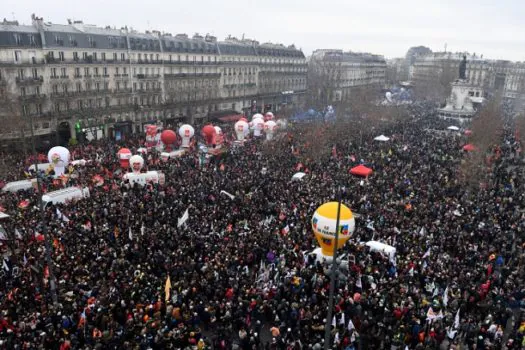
110, 121, 133, 141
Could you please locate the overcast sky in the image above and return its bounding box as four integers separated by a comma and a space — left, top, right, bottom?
2, 0, 524, 61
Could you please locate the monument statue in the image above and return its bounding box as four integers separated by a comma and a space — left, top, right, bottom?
459, 55, 467, 80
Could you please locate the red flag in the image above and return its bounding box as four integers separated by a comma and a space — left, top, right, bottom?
92, 175, 104, 187
35, 233, 45, 242
18, 200, 30, 210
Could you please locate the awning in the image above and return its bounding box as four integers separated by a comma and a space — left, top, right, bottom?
374, 135, 390, 142
349, 164, 373, 177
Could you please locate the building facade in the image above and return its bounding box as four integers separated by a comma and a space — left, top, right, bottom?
410, 52, 525, 105
309, 49, 386, 103
0, 16, 306, 144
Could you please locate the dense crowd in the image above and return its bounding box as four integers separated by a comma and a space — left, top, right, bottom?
0, 104, 523, 350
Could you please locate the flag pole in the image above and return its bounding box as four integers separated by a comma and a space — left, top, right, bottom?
324, 185, 342, 350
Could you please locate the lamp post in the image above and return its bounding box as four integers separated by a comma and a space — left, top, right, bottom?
28, 114, 58, 306
323, 186, 342, 350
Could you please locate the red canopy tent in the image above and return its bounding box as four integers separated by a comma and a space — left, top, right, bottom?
350, 164, 373, 177
463, 144, 477, 152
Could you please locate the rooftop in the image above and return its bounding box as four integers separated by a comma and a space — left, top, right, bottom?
0, 15, 305, 57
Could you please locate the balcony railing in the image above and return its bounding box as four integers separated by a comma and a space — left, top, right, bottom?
19, 93, 46, 101
164, 73, 221, 79
50, 75, 69, 80
15, 76, 44, 84
135, 74, 161, 79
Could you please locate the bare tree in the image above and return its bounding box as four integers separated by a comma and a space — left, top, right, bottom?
307, 57, 344, 109
461, 93, 504, 188
413, 58, 456, 103
0, 78, 30, 153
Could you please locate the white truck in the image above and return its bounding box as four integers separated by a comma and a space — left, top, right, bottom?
41, 187, 90, 207
2, 179, 37, 193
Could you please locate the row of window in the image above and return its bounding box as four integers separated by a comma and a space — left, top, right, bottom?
11, 48, 305, 66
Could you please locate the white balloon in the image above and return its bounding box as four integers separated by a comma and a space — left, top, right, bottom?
214, 126, 222, 135
265, 112, 274, 120
47, 146, 70, 176
234, 120, 249, 141
264, 121, 277, 140
252, 113, 264, 121
178, 124, 195, 148
129, 155, 144, 174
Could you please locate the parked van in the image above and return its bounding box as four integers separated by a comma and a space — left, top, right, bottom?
42, 187, 90, 207
122, 171, 165, 187
2, 179, 37, 193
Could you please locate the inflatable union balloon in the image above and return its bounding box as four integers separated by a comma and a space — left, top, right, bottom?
201, 125, 217, 145
160, 130, 177, 151
276, 119, 287, 130
178, 124, 195, 148
47, 146, 70, 176
312, 202, 355, 257
264, 120, 277, 141
144, 125, 159, 148
214, 126, 224, 145
117, 148, 132, 169
264, 112, 274, 121
252, 117, 265, 137
252, 113, 264, 121
129, 155, 144, 174
234, 120, 249, 141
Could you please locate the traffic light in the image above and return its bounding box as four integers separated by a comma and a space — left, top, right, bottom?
75, 121, 81, 131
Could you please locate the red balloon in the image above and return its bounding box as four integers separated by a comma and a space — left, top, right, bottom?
161, 130, 177, 145
201, 125, 217, 145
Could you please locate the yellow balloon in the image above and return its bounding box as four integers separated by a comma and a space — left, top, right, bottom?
312, 202, 355, 256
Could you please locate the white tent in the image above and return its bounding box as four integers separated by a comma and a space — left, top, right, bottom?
292, 172, 307, 181
374, 135, 390, 142
447, 126, 460, 131
365, 241, 396, 259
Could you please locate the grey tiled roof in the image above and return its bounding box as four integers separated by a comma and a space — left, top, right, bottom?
0, 27, 41, 47
161, 37, 219, 54
0, 19, 305, 58
0, 24, 38, 33
218, 42, 257, 56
